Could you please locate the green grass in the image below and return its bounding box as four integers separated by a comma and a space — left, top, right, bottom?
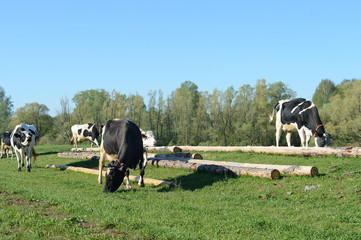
0, 145, 360, 239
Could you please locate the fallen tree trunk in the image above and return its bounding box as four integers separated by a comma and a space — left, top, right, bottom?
71, 147, 100, 152
151, 153, 203, 159
147, 159, 280, 180
146, 146, 361, 157
58, 152, 97, 159
184, 159, 318, 176
147, 153, 318, 176
45, 164, 174, 186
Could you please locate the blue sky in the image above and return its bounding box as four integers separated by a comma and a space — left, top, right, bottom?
1, 1, 360, 116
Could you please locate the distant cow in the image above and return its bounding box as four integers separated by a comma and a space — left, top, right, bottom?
98, 118, 146, 193
140, 129, 157, 147
270, 98, 331, 147
1, 132, 14, 159
10, 124, 37, 172
70, 123, 103, 149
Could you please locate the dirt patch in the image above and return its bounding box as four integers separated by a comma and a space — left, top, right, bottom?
0, 189, 124, 238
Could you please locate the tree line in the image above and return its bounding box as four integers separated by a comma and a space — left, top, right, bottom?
1, 79, 360, 147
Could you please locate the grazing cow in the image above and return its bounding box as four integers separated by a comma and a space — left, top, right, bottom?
140, 129, 157, 147
270, 98, 331, 147
10, 124, 37, 172
70, 123, 103, 149
1, 132, 14, 159
98, 118, 146, 193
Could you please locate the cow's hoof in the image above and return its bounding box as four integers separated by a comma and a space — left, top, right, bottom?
138, 183, 145, 187
26, 168, 31, 172
17, 168, 21, 172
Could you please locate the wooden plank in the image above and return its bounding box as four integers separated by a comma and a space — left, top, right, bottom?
45, 164, 174, 186
147, 159, 280, 179
146, 146, 361, 157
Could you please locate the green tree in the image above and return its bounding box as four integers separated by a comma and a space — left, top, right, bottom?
10, 102, 53, 138
234, 84, 255, 145
171, 81, 200, 145
103, 90, 127, 121
268, 81, 296, 104
254, 79, 272, 145
312, 79, 336, 107
0, 86, 13, 133
327, 80, 361, 145
52, 97, 73, 144
72, 89, 109, 124
126, 94, 146, 127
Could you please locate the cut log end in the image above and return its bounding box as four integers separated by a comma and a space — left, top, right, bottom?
192, 153, 203, 159
310, 167, 319, 177
173, 146, 183, 153
270, 169, 281, 180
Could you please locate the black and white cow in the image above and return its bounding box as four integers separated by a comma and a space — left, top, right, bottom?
70, 123, 103, 149
1, 132, 14, 159
98, 118, 146, 193
140, 129, 157, 147
10, 124, 37, 172
270, 98, 331, 147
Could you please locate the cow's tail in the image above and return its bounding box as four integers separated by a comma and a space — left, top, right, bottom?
32, 148, 36, 163
269, 102, 281, 122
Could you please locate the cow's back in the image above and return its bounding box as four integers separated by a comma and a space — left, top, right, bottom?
1, 132, 12, 146
280, 98, 312, 124
103, 119, 143, 169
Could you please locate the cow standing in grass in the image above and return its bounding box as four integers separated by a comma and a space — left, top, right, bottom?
1, 132, 14, 159
10, 124, 37, 172
70, 123, 103, 149
98, 118, 146, 193
270, 98, 331, 147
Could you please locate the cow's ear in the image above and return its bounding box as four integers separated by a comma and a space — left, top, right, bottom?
14, 133, 21, 138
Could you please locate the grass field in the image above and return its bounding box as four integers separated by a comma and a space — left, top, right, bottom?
0, 145, 360, 239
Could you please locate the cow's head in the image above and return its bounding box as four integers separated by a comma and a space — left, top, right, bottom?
103, 160, 126, 193
315, 133, 332, 147
141, 130, 157, 147
15, 128, 35, 146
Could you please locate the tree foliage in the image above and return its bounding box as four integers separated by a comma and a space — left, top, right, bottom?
0, 87, 13, 134
2, 79, 361, 146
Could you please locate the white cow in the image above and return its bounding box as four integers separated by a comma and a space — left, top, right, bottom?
70, 123, 103, 149
10, 124, 37, 172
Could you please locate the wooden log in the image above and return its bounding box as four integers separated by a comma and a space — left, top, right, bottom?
184, 159, 318, 177
147, 146, 361, 157
147, 159, 280, 179
152, 153, 203, 159
148, 157, 317, 177
71, 147, 100, 152
45, 164, 174, 186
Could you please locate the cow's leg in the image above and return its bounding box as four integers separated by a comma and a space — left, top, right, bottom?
11, 147, 15, 159
286, 132, 292, 147
0, 143, 3, 159
298, 129, 306, 147
98, 150, 107, 184
275, 125, 282, 147
74, 138, 78, 150
138, 155, 146, 187
93, 139, 99, 148
26, 146, 33, 172
125, 169, 132, 189
305, 133, 310, 147
15, 149, 23, 171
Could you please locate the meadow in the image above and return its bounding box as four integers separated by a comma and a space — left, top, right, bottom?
0, 145, 360, 239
